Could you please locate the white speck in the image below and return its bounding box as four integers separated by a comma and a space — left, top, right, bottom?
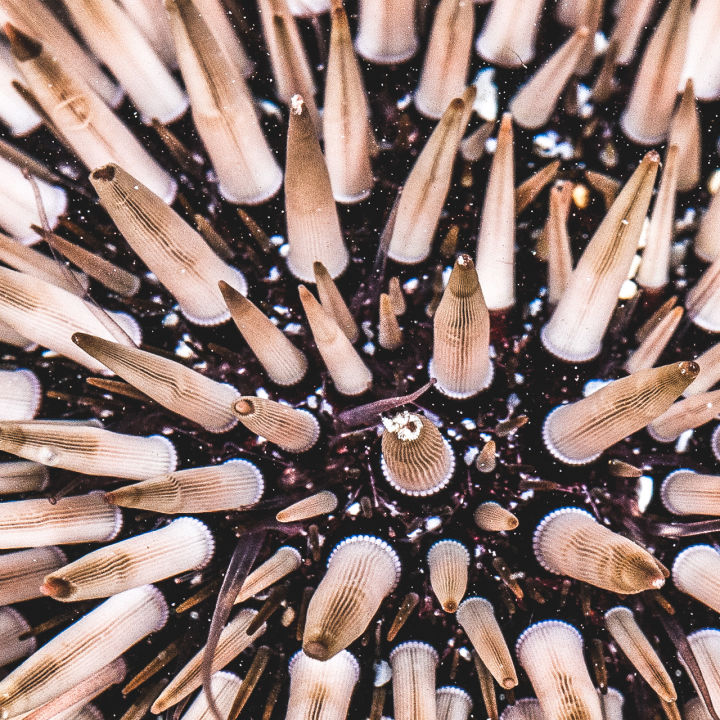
175, 341, 194, 359
594, 31, 608, 55
271, 234, 284, 247
284, 323, 302, 335
425, 516, 442, 532
279, 243, 289, 257
163, 312, 180, 327
461, 418, 476, 430
256, 387, 270, 399
403, 278, 419, 293
636, 475, 653, 513
374, 660, 392, 686
533, 130, 575, 159
306, 395, 318, 409
363, 341, 375, 356
472, 67, 498, 121
346, 502, 361, 516
464, 446, 479, 465
397, 93, 412, 110
676, 429, 693, 453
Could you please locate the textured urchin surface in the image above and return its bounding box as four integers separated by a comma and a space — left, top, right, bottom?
1, 1, 720, 720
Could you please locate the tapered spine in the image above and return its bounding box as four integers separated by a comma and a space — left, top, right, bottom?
0, 492, 121, 549
61, 0, 187, 124
0, 266, 139, 373
314, 262, 359, 343
0, 231, 85, 295
0, 42, 40, 136
191, 0, 253, 77
624, 306, 683, 374
220, 281, 308, 386
679, 0, 720, 100
0, 607, 36, 668
381, 411, 455, 496
0, 369, 41, 421
72, 333, 240, 433
672, 545, 720, 614
42, 231, 138, 297
285, 650, 359, 720
42, 517, 214, 601
151, 609, 266, 712
0, 421, 177, 479
286, 96, 348, 281
476, 113, 515, 310
233, 396, 320, 453
256, 0, 315, 103
475, 0, 545, 67
533, 507, 666, 593
179, 671, 240, 720
705, 331, 720, 381
686, 251, 720, 331
0, 586, 168, 718
696, 189, 720, 263
543, 361, 697, 464
0, 155, 67, 244
436, 686, 472, 720
499, 699, 545, 720
637, 145, 679, 290
604, 606, 676, 702
661, 469, 720, 516
277, 491, 338, 523
355, 0, 418, 64
388, 94, 469, 264
546, 181, 574, 304
515, 621, 603, 720
431, 254, 492, 398
166, 0, 282, 204
299, 286, 372, 396
414, 0, 474, 119
0, 460, 48, 495
647, 388, 720, 442
509, 28, 589, 130
456, 597, 517, 689
682, 629, 720, 716
0, 0, 119, 104
378, 293, 403, 350
609, 0, 657, 65
541, 152, 659, 362
684, 697, 712, 720
620, 0, 691, 144
389, 641, 438, 720
90, 164, 247, 326
303, 535, 400, 661
106, 459, 264, 514
0, 546, 67, 604
234, 546, 302, 604
474, 502, 518, 532
427, 540, 469, 613
668, 81, 701, 193
323, 3, 374, 203
8, 28, 173, 201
